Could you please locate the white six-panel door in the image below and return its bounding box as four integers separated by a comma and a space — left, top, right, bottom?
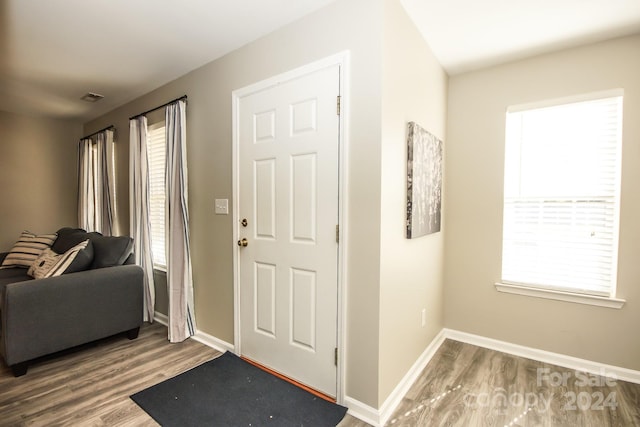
236, 63, 340, 397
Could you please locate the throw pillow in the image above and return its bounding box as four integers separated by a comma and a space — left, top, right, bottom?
51, 227, 97, 253
63, 239, 94, 273
90, 235, 134, 269
0, 231, 58, 269
50, 227, 134, 269
28, 240, 90, 279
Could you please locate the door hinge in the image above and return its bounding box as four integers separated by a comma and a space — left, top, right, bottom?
335, 347, 338, 366
336, 95, 341, 115
335, 224, 339, 243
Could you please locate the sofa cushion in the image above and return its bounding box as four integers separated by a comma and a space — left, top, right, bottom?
0, 231, 57, 269
53, 228, 133, 270
28, 240, 90, 279
52, 228, 98, 253
0, 267, 33, 281
90, 236, 134, 269
63, 239, 94, 273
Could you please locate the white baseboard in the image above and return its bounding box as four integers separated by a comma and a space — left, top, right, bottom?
344, 329, 447, 427
192, 330, 235, 354
443, 328, 640, 385
153, 311, 168, 326
152, 311, 234, 354
343, 397, 381, 427
378, 329, 447, 426
148, 315, 640, 424
344, 327, 640, 426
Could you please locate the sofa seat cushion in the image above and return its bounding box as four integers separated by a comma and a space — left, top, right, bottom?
0, 267, 33, 281
53, 228, 133, 270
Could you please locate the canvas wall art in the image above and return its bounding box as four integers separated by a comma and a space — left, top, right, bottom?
406, 121, 443, 238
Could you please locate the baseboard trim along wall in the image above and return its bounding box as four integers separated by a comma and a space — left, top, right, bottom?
342, 397, 380, 427
153, 312, 235, 354
153, 312, 168, 326
150, 316, 640, 426
344, 327, 640, 426
377, 329, 447, 426
443, 328, 640, 385
343, 329, 447, 427
191, 330, 235, 354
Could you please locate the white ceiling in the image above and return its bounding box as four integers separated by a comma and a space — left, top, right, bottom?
0, 0, 340, 121
401, 0, 640, 75
2, 0, 640, 121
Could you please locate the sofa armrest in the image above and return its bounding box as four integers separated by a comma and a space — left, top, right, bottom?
1, 265, 143, 366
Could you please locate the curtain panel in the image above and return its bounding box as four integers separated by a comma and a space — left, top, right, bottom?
165, 100, 196, 342
77, 129, 116, 234
78, 138, 96, 231
129, 117, 156, 323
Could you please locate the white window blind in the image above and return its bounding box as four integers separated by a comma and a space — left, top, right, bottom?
502, 92, 623, 297
147, 123, 166, 270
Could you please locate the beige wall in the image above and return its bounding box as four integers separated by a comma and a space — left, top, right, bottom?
85, 0, 386, 407
444, 34, 640, 370
0, 110, 81, 249
378, 0, 447, 403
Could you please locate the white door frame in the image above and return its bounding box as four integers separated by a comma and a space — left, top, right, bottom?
231, 51, 350, 404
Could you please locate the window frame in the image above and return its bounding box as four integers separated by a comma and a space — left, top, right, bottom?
496, 90, 625, 309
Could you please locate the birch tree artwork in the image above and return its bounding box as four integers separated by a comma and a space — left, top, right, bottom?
406, 121, 443, 238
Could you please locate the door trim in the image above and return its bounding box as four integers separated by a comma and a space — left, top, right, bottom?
231, 51, 350, 404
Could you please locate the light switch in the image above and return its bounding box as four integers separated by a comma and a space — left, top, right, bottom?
214, 199, 229, 215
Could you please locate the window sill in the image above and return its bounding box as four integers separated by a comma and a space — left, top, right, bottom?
495, 282, 625, 309
153, 265, 167, 274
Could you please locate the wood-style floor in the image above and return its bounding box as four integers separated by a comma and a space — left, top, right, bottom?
386, 339, 640, 427
1, 323, 639, 426
0, 323, 220, 426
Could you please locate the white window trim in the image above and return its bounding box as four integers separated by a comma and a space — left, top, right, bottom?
500, 89, 625, 304
153, 265, 167, 274
495, 282, 625, 309
506, 88, 624, 113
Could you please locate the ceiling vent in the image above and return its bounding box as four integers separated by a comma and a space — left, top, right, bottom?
81, 92, 104, 102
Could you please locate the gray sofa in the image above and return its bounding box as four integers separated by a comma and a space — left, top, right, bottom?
0, 227, 144, 376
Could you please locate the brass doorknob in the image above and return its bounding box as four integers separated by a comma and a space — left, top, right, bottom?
237, 238, 248, 247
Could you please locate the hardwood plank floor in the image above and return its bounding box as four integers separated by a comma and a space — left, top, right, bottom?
2, 325, 638, 426
0, 322, 220, 426
0, 323, 364, 427
385, 339, 640, 427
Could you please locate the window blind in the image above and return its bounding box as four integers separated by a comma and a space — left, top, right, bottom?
147, 123, 166, 269
502, 93, 623, 296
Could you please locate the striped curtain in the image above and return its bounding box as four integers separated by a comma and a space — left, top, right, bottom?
78, 129, 116, 235
165, 100, 196, 342
78, 138, 96, 231
129, 117, 156, 323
